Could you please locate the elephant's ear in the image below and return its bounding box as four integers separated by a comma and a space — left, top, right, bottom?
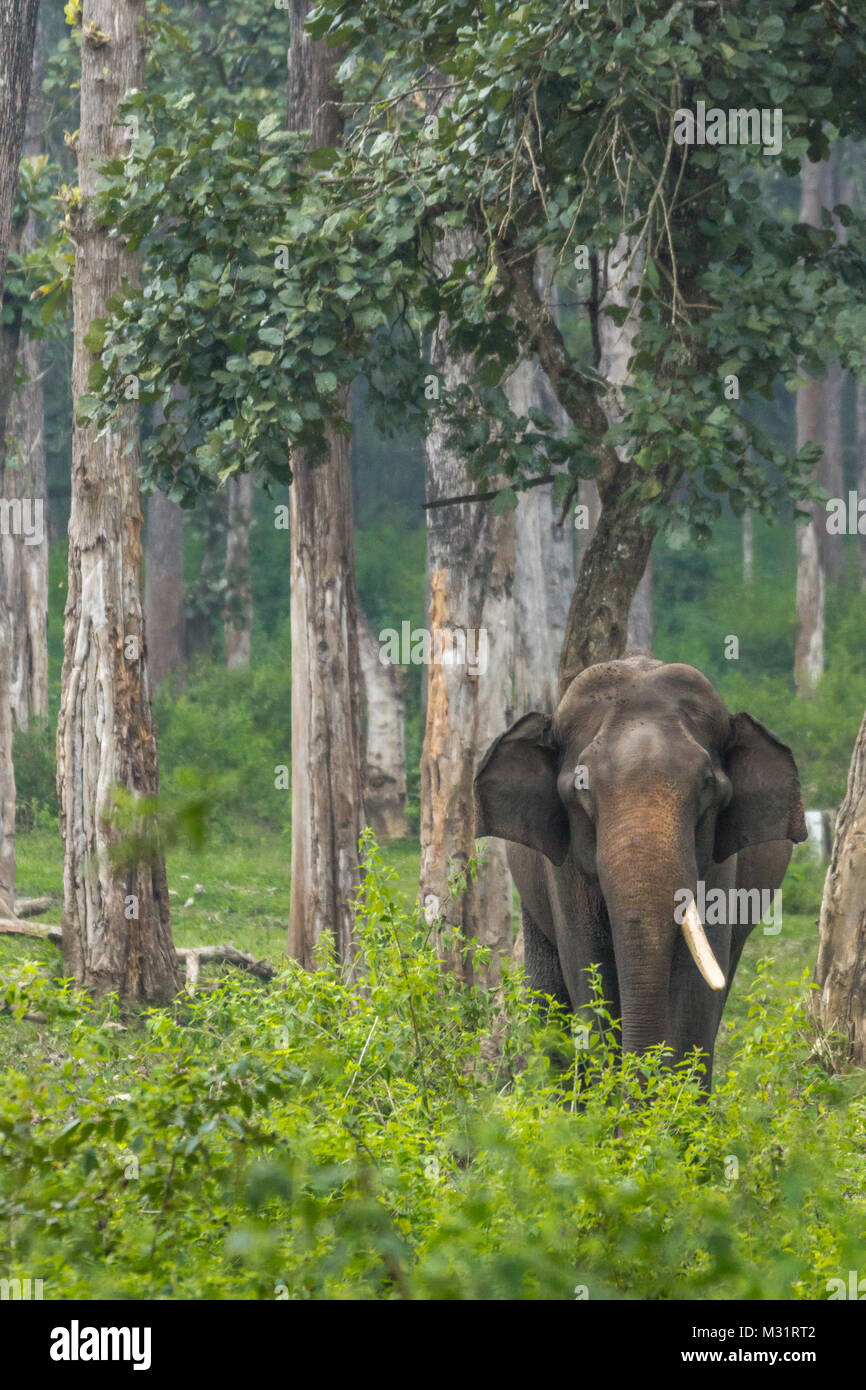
474, 712, 569, 865
714, 712, 808, 863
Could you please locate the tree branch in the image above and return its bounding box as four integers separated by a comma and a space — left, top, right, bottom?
422, 473, 557, 510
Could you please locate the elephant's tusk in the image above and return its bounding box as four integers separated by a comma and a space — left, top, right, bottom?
681, 898, 726, 992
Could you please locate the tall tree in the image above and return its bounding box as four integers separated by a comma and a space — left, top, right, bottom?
419, 266, 515, 983
742, 511, 754, 587
819, 149, 847, 584
0, 0, 39, 295
814, 705, 866, 1065
794, 154, 828, 697
144, 490, 186, 690
57, 0, 178, 1000
597, 235, 654, 655
418, 73, 515, 986
287, 0, 365, 970
224, 473, 254, 668
4, 24, 49, 728
0, 0, 40, 917
144, 388, 187, 692
357, 610, 409, 840
857, 380, 866, 589
509, 264, 574, 715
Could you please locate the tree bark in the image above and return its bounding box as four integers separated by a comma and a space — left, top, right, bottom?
0, 0, 39, 298
742, 510, 754, 586
224, 472, 253, 668
794, 155, 827, 698
420, 225, 515, 986
598, 234, 654, 657
145, 387, 187, 692
0, 606, 14, 917
626, 563, 654, 653
857, 380, 866, 590
0, 0, 40, 917
819, 360, 845, 582
820, 149, 847, 583
144, 489, 186, 690
4, 21, 48, 729
508, 355, 573, 715
57, 0, 178, 1001
287, 1, 365, 971
813, 705, 866, 1065
357, 609, 409, 840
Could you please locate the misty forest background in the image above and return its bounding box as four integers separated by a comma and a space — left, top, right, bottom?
2, 0, 866, 1300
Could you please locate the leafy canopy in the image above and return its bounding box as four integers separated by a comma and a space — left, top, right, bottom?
87, 0, 866, 545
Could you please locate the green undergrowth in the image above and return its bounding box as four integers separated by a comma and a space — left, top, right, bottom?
0, 838, 862, 1301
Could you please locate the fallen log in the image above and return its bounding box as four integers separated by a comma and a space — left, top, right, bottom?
14, 897, 54, 918
0, 917, 62, 944
0, 917, 277, 992
175, 944, 276, 991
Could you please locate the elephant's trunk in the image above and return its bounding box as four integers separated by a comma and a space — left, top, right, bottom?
595, 799, 724, 1056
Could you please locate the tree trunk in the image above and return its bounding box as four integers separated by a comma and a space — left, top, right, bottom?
185, 492, 223, 660
819, 360, 845, 582
57, 0, 178, 1001
0, 0, 39, 298
0, 607, 14, 917
794, 155, 827, 697
287, 1, 365, 971
508, 355, 573, 715
419, 228, 515, 986
820, 149, 847, 583
145, 489, 186, 691
742, 511, 754, 586
0, 0, 40, 917
145, 385, 187, 692
813, 705, 866, 1065
5, 21, 49, 728
224, 473, 253, 668
627, 563, 654, 653
357, 609, 409, 840
857, 380, 866, 590
598, 233, 654, 657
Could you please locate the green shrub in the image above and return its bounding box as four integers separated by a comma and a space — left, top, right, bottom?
0, 839, 862, 1300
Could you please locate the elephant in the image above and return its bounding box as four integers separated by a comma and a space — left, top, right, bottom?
474, 657, 807, 1088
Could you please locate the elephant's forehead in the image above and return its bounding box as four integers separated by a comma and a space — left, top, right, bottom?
556, 659, 729, 742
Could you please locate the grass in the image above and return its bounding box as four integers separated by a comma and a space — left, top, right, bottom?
1, 828, 425, 1002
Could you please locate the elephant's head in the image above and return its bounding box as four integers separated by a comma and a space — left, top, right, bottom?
474, 657, 807, 1055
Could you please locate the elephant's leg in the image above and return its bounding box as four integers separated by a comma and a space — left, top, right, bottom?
522, 908, 571, 1010
521, 908, 578, 1081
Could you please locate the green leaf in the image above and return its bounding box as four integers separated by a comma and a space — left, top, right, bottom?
87, 361, 108, 390
257, 113, 283, 140
491, 487, 517, 515
757, 14, 785, 43
83, 318, 107, 354
315, 371, 338, 395
75, 394, 100, 421
307, 146, 339, 170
